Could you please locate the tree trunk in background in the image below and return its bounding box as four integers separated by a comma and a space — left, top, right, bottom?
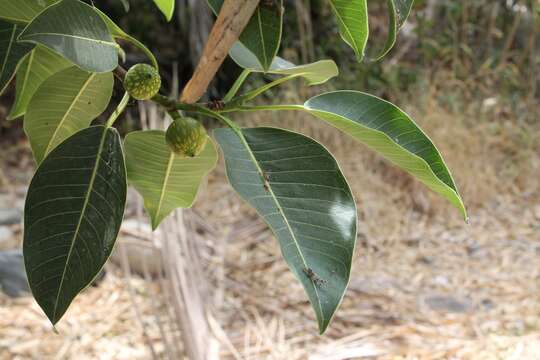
177, 0, 213, 68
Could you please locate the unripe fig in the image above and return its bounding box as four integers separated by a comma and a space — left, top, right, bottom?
166, 117, 208, 157
123, 64, 161, 100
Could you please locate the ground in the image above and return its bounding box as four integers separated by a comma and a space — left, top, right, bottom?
0, 89, 539, 359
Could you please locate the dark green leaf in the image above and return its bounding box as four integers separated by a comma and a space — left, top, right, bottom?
368, 0, 414, 61
0, 0, 58, 24
124, 130, 218, 229
24, 66, 114, 164
24, 125, 127, 325
215, 127, 357, 334
8, 45, 72, 120
0, 20, 33, 94
18, 0, 118, 73
208, 0, 283, 71
328, 0, 369, 61
304, 91, 466, 218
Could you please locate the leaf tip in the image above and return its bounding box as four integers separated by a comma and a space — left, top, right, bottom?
151, 218, 160, 231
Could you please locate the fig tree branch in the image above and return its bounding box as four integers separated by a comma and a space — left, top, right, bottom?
179, 0, 260, 104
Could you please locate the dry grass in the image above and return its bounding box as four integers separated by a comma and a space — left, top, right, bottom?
1, 79, 539, 359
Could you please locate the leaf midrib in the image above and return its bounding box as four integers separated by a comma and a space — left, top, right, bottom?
0, 24, 17, 90
52, 127, 109, 322
154, 151, 175, 229
13, 50, 34, 116
20, 32, 117, 47
43, 72, 96, 159
304, 103, 466, 217
235, 129, 325, 323
328, 1, 360, 53
255, 8, 268, 70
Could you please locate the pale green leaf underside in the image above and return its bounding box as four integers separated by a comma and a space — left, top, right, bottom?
304, 91, 466, 219
124, 130, 218, 230
24, 66, 113, 164
0, 0, 58, 24
0, 21, 34, 94
329, 0, 369, 61
208, 0, 283, 71
24, 126, 126, 325
153, 0, 174, 21
229, 43, 338, 86
215, 127, 357, 334
8, 45, 71, 120
18, 0, 118, 73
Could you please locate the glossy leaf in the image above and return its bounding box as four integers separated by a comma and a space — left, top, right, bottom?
304, 91, 466, 218
368, 0, 414, 61
328, 0, 369, 61
8, 46, 72, 120
215, 127, 357, 333
0, 0, 58, 24
229, 43, 338, 86
208, 0, 283, 71
124, 130, 218, 230
24, 125, 127, 325
18, 0, 118, 73
0, 21, 33, 94
153, 0, 174, 21
24, 66, 114, 164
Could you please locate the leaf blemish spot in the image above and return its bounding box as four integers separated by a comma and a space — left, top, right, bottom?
303, 267, 327, 287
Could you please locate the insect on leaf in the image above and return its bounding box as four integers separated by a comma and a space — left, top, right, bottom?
215, 127, 357, 333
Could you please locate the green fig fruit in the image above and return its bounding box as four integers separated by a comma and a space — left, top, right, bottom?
124, 64, 161, 100
166, 117, 208, 157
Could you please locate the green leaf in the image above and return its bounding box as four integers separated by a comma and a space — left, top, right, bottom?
119, 0, 130, 12
24, 125, 127, 325
0, 21, 33, 95
0, 0, 58, 24
24, 66, 114, 164
214, 127, 357, 334
18, 0, 118, 73
394, 0, 415, 26
8, 46, 72, 120
153, 0, 174, 21
303, 91, 466, 218
124, 130, 218, 230
96, 9, 159, 70
208, 0, 283, 71
229, 43, 338, 86
328, 0, 369, 62
368, 0, 414, 61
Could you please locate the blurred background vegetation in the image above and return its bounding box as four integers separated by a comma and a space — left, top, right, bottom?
1, 0, 538, 132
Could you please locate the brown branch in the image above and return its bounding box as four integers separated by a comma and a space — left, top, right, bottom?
179, 0, 260, 104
